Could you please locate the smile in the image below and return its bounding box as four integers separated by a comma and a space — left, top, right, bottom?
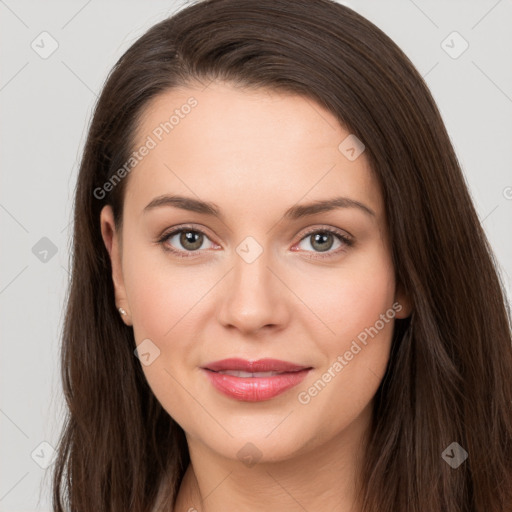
200, 358, 312, 401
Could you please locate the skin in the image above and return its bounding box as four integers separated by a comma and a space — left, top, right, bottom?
100, 81, 411, 512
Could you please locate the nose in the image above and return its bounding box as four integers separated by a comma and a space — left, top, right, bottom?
216, 246, 290, 336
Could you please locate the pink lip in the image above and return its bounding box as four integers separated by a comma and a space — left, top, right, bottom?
202, 358, 310, 373
201, 358, 312, 402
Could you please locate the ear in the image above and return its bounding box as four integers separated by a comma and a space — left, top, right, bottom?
393, 280, 413, 319
100, 205, 132, 326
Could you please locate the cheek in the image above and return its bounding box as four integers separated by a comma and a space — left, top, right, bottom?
293, 245, 396, 346
123, 242, 208, 340
123, 247, 203, 419
295, 247, 397, 411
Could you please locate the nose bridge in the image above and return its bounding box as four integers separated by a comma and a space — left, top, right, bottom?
217, 235, 288, 333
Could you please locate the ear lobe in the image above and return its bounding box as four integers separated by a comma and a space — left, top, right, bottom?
394, 281, 413, 319
100, 205, 132, 326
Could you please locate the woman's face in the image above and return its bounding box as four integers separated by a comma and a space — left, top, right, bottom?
100, 81, 410, 463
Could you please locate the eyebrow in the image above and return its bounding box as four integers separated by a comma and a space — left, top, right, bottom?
143, 194, 376, 220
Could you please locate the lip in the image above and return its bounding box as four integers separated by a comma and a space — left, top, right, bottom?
201, 358, 312, 402
202, 358, 310, 373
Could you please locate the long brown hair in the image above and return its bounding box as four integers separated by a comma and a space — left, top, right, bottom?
52, 0, 512, 510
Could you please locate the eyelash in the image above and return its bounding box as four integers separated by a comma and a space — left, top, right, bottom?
156, 224, 353, 260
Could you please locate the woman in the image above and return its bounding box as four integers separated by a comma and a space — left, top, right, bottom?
52, 0, 512, 510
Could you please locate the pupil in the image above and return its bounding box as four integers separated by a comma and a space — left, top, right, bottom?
181, 231, 203, 250
312, 232, 333, 252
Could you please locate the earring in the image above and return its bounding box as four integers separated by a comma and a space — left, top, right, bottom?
118, 307, 127, 316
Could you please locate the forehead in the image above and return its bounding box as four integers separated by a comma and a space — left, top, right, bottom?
124, 81, 382, 222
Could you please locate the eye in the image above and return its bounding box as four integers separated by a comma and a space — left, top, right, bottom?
157, 225, 353, 260
157, 226, 218, 258
293, 227, 353, 258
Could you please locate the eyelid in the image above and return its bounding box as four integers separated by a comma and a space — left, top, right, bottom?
296, 224, 353, 243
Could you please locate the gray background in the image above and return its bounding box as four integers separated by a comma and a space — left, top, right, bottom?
1, 1, 511, 510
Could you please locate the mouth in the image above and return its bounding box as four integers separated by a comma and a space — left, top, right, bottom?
200, 358, 313, 401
